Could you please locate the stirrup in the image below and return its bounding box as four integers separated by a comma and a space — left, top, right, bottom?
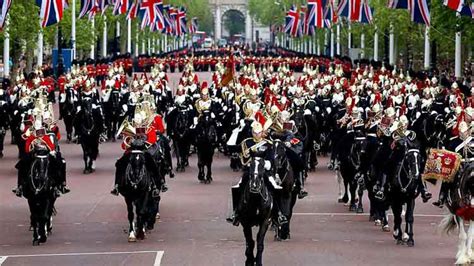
298, 190, 308, 199
110, 188, 119, 196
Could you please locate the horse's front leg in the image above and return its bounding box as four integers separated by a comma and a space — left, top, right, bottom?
28, 199, 40, 246
391, 201, 403, 245
404, 198, 415, 246
255, 218, 271, 266
356, 180, 365, 213
243, 226, 255, 266
468, 220, 474, 261
126, 199, 136, 242
348, 179, 357, 211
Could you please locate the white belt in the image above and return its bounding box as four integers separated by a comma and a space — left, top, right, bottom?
367, 133, 377, 137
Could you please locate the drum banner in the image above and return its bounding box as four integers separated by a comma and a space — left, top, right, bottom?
422, 149, 462, 183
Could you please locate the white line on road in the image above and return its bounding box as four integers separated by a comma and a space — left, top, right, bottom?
0, 256, 8, 266
293, 212, 445, 218
0, 250, 164, 258
154, 251, 164, 266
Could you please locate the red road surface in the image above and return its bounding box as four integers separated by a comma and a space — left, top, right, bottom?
0, 73, 458, 266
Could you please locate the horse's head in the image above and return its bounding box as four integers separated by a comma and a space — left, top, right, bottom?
273, 140, 287, 171
396, 138, 421, 193
175, 110, 188, 136
29, 146, 51, 194
126, 139, 149, 189
350, 135, 367, 169
111, 90, 121, 109
248, 157, 266, 194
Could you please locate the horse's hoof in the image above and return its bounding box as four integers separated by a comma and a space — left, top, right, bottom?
349, 205, 356, 212
369, 215, 375, 222
374, 219, 382, 226
32, 239, 40, 246
342, 195, 349, 203
382, 225, 390, 232
156, 213, 160, 220
407, 239, 414, 247
402, 232, 409, 242
338, 198, 344, 203
128, 237, 136, 242
356, 207, 364, 214
146, 224, 154, 231
396, 239, 404, 245
136, 230, 145, 240
39, 236, 47, 243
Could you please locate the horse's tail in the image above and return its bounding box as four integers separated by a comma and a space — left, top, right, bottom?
439, 213, 458, 235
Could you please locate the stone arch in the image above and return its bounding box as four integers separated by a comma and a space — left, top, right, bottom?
210, 0, 252, 44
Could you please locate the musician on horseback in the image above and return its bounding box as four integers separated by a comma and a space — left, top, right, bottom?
111, 108, 162, 197
269, 109, 308, 199
227, 121, 285, 226
12, 108, 69, 197
432, 112, 472, 207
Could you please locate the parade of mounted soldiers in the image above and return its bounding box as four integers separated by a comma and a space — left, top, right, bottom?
0, 0, 473, 265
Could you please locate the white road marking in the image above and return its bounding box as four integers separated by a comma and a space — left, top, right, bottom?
0, 256, 8, 266
154, 251, 164, 266
293, 212, 445, 218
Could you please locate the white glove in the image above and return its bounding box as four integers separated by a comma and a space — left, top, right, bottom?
444, 107, 450, 114
211, 112, 216, 119
304, 109, 311, 116
122, 104, 128, 112
92, 104, 98, 109
76, 106, 82, 113
239, 119, 245, 127
193, 117, 198, 125
223, 106, 228, 112
264, 160, 271, 171
285, 142, 291, 148
49, 151, 57, 157
326, 107, 332, 114
315, 106, 320, 113
59, 94, 66, 103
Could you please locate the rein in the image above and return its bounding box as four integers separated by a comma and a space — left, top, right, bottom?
397, 148, 420, 193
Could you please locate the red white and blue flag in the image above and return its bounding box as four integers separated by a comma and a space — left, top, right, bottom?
349, 0, 362, 22
79, 0, 95, 18
138, 0, 163, 30
0, 0, 12, 30
36, 0, 67, 27
175, 6, 187, 36
387, 0, 409, 9
338, 0, 350, 17
98, 0, 112, 15
127, 0, 139, 20
459, 3, 473, 18
285, 5, 300, 37
307, 0, 324, 28
359, 0, 373, 24
113, 0, 131, 15
411, 0, 430, 26
189, 17, 198, 34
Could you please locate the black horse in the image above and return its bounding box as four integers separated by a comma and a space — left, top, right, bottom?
338, 131, 366, 211
75, 100, 101, 174
195, 111, 218, 184
238, 157, 273, 266
104, 90, 122, 142
389, 137, 423, 247
167, 107, 192, 172
21, 146, 57, 245
273, 140, 297, 241
59, 86, 76, 142
116, 139, 155, 242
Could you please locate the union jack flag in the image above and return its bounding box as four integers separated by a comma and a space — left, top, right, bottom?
324, 0, 338, 28
162, 5, 173, 35
79, 0, 94, 18
113, 0, 131, 15
307, 0, 324, 28
189, 17, 198, 34
387, 0, 409, 9
0, 0, 12, 30
459, 3, 473, 18
138, 0, 163, 30
338, 0, 350, 17
175, 7, 187, 36
285, 5, 300, 37
350, 0, 362, 22
359, 0, 373, 24
411, 0, 430, 26
127, 0, 139, 20
36, 0, 67, 27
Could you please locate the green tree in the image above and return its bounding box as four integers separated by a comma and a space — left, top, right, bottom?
223, 10, 245, 36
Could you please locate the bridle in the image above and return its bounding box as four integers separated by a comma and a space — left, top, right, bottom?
397, 146, 421, 194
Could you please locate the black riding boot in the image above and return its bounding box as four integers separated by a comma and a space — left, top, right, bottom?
418, 179, 432, 203
226, 186, 241, 226
433, 182, 450, 208
296, 171, 308, 199
111, 156, 126, 196
13, 159, 26, 197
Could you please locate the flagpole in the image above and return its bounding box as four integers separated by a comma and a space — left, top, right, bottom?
317, 32, 320, 56
135, 28, 139, 56
389, 22, 394, 66
164, 34, 168, 52
360, 33, 365, 59
90, 18, 95, 59
3, 15, 9, 78
423, 26, 430, 70
374, 25, 379, 61
141, 33, 145, 54
72, 0, 76, 59
37, 30, 44, 68
336, 23, 340, 55
330, 28, 334, 57
116, 20, 120, 55
147, 36, 151, 55
348, 23, 352, 51
127, 19, 132, 54
102, 16, 107, 58
455, 13, 461, 79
